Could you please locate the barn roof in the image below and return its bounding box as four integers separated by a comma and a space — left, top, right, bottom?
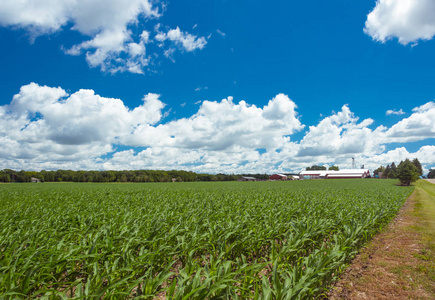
300, 169, 370, 176
326, 174, 364, 178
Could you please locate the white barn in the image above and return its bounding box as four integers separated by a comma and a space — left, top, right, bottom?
299, 169, 370, 179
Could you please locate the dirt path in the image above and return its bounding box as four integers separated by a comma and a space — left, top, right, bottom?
329, 181, 435, 299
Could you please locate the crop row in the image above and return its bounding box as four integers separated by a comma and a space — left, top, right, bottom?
0, 180, 412, 299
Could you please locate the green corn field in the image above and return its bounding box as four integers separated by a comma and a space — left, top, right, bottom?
0, 179, 413, 299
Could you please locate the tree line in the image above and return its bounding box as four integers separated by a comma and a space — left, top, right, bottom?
306, 165, 339, 171
0, 169, 239, 183
373, 158, 423, 186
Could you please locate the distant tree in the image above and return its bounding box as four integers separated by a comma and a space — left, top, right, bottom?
391, 162, 397, 174
0, 171, 11, 183
120, 174, 128, 182
428, 169, 435, 179
306, 165, 327, 171
328, 165, 339, 171
412, 158, 423, 176
388, 169, 397, 179
383, 165, 391, 179
397, 159, 420, 186
16, 170, 31, 182
374, 166, 385, 177
0, 169, 239, 183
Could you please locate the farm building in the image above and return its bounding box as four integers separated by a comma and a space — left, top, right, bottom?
299, 169, 370, 179
238, 176, 257, 181
326, 169, 370, 179
31, 177, 41, 183
269, 174, 288, 180
299, 171, 327, 180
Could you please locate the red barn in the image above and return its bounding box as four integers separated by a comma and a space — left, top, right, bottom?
269, 174, 288, 180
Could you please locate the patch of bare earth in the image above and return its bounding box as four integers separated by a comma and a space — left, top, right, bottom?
328, 191, 433, 299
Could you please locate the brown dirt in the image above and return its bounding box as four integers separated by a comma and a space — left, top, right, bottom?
328, 191, 433, 300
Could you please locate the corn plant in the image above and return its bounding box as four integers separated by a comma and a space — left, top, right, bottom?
0, 179, 412, 299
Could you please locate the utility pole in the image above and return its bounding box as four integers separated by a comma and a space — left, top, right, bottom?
352, 157, 356, 169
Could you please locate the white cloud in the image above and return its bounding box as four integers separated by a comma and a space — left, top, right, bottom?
383, 101, 435, 143
140, 30, 150, 43
216, 29, 226, 37
125, 94, 304, 151
358, 145, 435, 174
194, 86, 208, 92
412, 101, 435, 113
365, 0, 435, 45
386, 108, 405, 115
297, 105, 379, 157
0, 1, 74, 35
0, 83, 165, 166
155, 26, 207, 52
1, 83, 435, 174
128, 42, 146, 57
0, 0, 207, 73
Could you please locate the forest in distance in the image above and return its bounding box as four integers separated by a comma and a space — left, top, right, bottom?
0, 169, 270, 183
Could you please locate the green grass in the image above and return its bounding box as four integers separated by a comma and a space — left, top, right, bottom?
412, 180, 435, 292
0, 180, 412, 299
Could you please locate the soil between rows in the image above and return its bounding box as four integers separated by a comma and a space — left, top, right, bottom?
328, 186, 434, 299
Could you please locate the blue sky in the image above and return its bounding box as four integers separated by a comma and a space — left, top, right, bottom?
0, 0, 434, 174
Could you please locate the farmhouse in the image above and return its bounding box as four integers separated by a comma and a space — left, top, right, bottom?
299, 169, 370, 179
31, 177, 41, 183
269, 174, 288, 180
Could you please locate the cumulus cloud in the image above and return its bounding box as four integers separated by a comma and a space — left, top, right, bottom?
124, 94, 304, 151
386, 108, 405, 115
365, 0, 435, 45
297, 105, 380, 157
412, 101, 435, 113
1, 83, 435, 174
155, 26, 208, 52
356, 145, 435, 174
0, 83, 165, 166
383, 101, 435, 143
0, 0, 207, 73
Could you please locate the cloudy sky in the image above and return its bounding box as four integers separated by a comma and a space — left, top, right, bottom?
0, 0, 434, 174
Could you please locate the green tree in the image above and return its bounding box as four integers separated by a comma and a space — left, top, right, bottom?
397, 159, 420, 186
306, 165, 327, 171
120, 174, 128, 182
373, 166, 385, 177
391, 162, 397, 174
0, 172, 11, 183
383, 165, 391, 179
388, 169, 396, 179
428, 169, 435, 179
412, 158, 423, 176
17, 170, 31, 182
328, 165, 339, 171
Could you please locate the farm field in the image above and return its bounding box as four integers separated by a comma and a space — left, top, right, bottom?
329, 179, 435, 299
0, 180, 413, 299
